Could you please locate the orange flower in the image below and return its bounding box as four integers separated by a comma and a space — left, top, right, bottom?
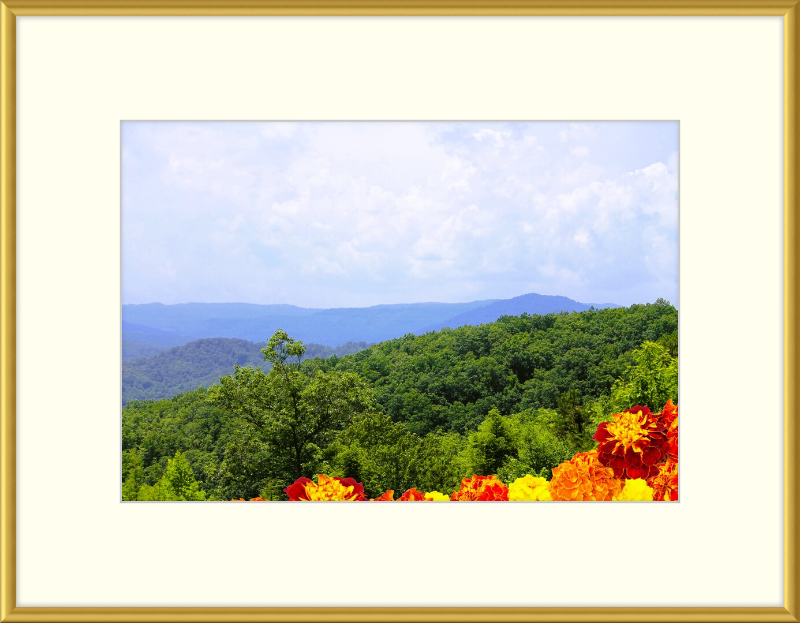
549, 450, 622, 501
593, 406, 668, 480
450, 475, 509, 501
372, 490, 395, 501
398, 488, 427, 501
648, 460, 679, 501
284, 475, 367, 501
231, 497, 269, 501
658, 400, 679, 461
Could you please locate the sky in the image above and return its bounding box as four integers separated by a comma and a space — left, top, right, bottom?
121, 121, 678, 308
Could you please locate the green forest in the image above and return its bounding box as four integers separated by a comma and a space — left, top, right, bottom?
122, 338, 370, 404
121, 301, 678, 501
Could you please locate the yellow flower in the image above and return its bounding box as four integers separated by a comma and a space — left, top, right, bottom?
424, 491, 450, 501
508, 475, 553, 501
613, 478, 654, 501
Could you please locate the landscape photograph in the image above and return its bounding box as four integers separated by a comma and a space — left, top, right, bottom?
121, 120, 679, 502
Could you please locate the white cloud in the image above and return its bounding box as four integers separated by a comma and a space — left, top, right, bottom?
559, 122, 596, 143
571, 146, 590, 159
260, 122, 297, 139
473, 128, 512, 145
122, 121, 679, 308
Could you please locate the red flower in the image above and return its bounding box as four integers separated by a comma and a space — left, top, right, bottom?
372, 490, 395, 501
284, 475, 367, 501
594, 406, 668, 480
450, 475, 509, 501
658, 400, 679, 461
648, 460, 679, 501
398, 488, 427, 501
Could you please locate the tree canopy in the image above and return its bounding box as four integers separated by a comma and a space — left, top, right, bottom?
122, 303, 679, 501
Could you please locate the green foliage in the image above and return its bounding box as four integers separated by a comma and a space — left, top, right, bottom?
123, 337, 370, 404
121, 305, 679, 500
122, 387, 238, 500
127, 451, 207, 501
460, 408, 579, 484
607, 340, 679, 414
320, 411, 466, 498
314, 302, 678, 435
208, 330, 377, 497
461, 408, 515, 476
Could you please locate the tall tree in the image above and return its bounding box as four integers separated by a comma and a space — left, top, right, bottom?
209, 330, 375, 493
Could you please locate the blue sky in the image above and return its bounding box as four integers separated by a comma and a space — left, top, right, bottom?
122, 121, 678, 308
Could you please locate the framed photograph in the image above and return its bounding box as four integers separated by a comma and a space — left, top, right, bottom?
1, 2, 797, 622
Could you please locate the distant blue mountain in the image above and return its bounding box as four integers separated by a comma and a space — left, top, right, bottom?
121, 321, 195, 360
420, 293, 619, 332
122, 300, 498, 347
122, 293, 618, 350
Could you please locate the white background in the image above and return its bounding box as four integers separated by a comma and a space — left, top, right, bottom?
15, 16, 784, 606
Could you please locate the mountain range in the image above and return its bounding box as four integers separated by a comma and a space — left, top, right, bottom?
122, 292, 618, 360
120, 292, 620, 404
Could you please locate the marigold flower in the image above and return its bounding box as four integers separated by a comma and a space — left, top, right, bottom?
549, 450, 622, 501
613, 478, 654, 501
658, 400, 679, 461
284, 475, 367, 501
424, 491, 451, 501
648, 460, 679, 501
508, 475, 553, 501
398, 488, 427, 501
450, 475, 509, 501
593, 406, 668, 480
372, 490, 394, 501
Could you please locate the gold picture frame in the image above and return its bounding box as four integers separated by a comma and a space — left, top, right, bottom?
1, 1, 798, 622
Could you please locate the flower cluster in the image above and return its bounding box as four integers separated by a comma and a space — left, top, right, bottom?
593, 406, 667, 480
284, 475, 367, 501
549, 450, 622, 501
450, 475, 509, 501
659, 399, 679, 461
648, 459, 679, 501
508, 475, 552, 501
233, 401, 678, 502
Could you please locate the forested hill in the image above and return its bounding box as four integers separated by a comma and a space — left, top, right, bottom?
306, 301, 678, 434
122, 338, 370, 404
122, 301, 678, 501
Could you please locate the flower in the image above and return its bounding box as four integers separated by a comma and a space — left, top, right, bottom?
231, 497, 268, 501
613, 478, 654, 501
648, 460, 679, 501
284, 475, 367, 501
508, 475, 553, 501
593, 406, 668, 480
398, 488, 427, 501
549, 450, 622, 501
424, 491, 451, 501
450, 475, 509, 501
372, 490, 394, 501
658, 400, 679, 461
